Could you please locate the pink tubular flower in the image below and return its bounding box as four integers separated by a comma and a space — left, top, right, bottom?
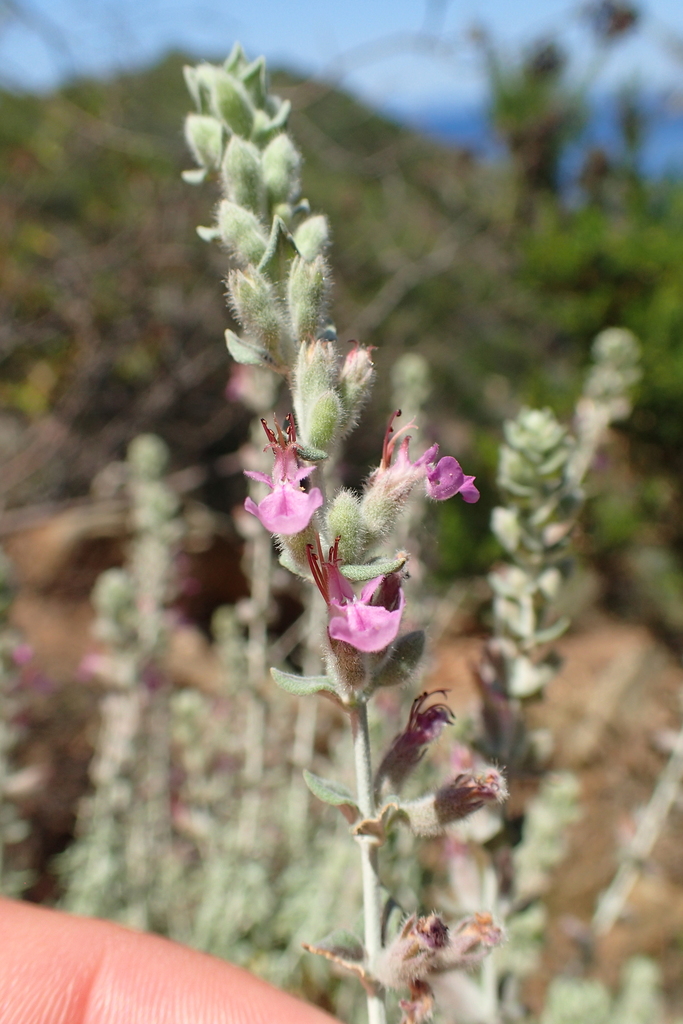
372, 410, 480, 504
244, 415, 323, 535
307, 537, 405, 653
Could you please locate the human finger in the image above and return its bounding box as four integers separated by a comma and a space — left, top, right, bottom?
0, 897, 338, 1024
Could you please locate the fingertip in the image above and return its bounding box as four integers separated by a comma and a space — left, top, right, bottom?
0, 898, 338, 1024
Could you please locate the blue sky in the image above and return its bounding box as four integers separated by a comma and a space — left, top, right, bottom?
2, 0, 683, 111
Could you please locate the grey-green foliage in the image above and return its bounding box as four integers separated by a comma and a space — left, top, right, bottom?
59, 435, 183, 927
0, 551, 32, 897
539, 956, 664, 1024
513, 772, 581, 901
183, 46, 373, 457
489, 328, 640, 699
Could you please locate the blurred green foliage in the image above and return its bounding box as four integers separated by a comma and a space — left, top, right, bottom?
2, 46, 683, 606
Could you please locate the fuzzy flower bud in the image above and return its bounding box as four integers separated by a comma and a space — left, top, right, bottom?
262, 132, 302, 205
228, 267, 284, 356
294, 214, 330, 260
217, 200, 268, 266
326, 488, 365, 565
401, 768, 508, 837
376, 911, 505, 995
287, 255, 329, 342
184, 113, 223, 172
293, 340, 341, 449
209, 70, 254, 136
375, 691, 454, 794
339, 341, 375, 432
221, 135, 265, 215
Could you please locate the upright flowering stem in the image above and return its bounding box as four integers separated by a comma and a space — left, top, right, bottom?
183, 48, 500, 1023
351, 699, 387, 1024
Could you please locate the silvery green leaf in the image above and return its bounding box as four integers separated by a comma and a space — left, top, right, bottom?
302, 931, 373, 986
210, 71, 254, 136
529, 616, 570, 646
250, 103, 292, 146
297, 444, 328, 462
278, 547, 309, 578
303, 770, 359, 821
340, 556, 406, 582
224, 42, 247, 74
258, 215, 298, 282
537, 567, 562, 599
240, 56, 267, 108
271, 667, 340, 699
307, 929, 365, 963
509, 656, 557, 698
225, 331, 271, 367
293, 214, 329, 261
196, 224, 220, 241
491, 506, 521, 553
182, 167, 208, 185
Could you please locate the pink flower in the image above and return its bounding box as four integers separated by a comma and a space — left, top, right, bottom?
244, 415, 323, 535
307, 537, 405, 653
370, 411, 480, 505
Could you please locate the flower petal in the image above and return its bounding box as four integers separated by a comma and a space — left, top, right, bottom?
329, 598, 403, 653
252, 484, 323, 534
426, 457, 479, 503
244, 470, 274, 488
459, 476, 480, 503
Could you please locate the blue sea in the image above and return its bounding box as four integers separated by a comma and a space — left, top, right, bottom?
392, 95, 683, 180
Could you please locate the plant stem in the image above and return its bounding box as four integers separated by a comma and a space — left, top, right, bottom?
351, 700, 387, 1024
593, 707, 683, 935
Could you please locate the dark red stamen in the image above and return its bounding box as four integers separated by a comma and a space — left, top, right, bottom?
260, 418, 277, 447
306, 536, 329, 603
381, 409, 402, 469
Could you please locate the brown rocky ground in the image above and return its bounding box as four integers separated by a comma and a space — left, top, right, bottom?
431, 618, 683, 1015
3, 502, 683, 1011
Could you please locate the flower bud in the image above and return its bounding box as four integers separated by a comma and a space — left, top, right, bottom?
217, 200, 268, 266
401, 769, 508, 837
184, 114, 223, 170
228, 268, 284, 356
339, 343, 375, 432
209, 70, 254, 137
287, 255, 330, 342
221, 136, 265, 215
262, 132, 301, 205
326, 488, 365, 564
294, 214, 330, 260
293, 340, 340, 447
307, 389, 343, 450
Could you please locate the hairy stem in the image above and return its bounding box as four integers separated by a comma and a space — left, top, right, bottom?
351, 701, 386, 1024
